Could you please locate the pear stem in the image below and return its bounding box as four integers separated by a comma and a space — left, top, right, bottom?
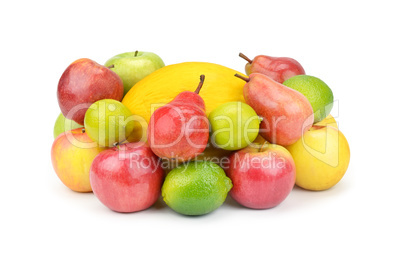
134, 50, 139, 57
234, 73, 250, 82
194, 75, 205, 94
107, 64, 115, 69
239, 53, 253, 64
259, 141, 268, 152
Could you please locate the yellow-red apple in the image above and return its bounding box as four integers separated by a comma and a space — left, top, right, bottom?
51, 128, 104, 192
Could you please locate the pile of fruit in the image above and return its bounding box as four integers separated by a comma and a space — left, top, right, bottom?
51, 51, 350, 216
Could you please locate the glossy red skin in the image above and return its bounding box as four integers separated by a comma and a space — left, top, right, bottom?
227, 146, 296, 209
57, 58, 124, 125
245, 55, 305, 83
147, 91, 209, 161
244, 73, 314, 146
90, 143, 164, 213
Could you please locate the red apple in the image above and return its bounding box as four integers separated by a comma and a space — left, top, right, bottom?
90, 142, 164, 213
57, 58, 124, 125
226, 142, 296, 209
51, 127, 105, 192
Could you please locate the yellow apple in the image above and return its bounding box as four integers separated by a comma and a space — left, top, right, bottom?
315, 114, 338, 129
286, 125, 350, 190
51, 128, 105, 192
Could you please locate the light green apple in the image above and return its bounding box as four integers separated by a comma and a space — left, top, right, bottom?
84, 99, 135, 147
53, 113, 83, 139
209, 102, 261, 150
105, 51, 165, 96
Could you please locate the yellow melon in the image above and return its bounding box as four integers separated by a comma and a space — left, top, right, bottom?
122, 62, 246, 142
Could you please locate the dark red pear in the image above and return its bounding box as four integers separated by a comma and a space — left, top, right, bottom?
239, 53, 305, 83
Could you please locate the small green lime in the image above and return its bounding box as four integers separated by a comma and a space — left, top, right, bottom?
161, 161, 233, 216
283, 75, 334, 123
53, 113, 83, 139
84, 99, 135, 147
208, 102, 260, 150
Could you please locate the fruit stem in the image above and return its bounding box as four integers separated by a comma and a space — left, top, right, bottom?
107, 64, 115, 69
259, 141, 268, 152
234, 73, 250, 82
113, 142, 121, 150
310, 125, 326, 131
239, 53, 253, 64
194, 75, 206, 94
134, 50, 139, 57
81, 128, 85, 133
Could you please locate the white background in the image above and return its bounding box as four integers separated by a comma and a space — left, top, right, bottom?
1, 0, 401, 267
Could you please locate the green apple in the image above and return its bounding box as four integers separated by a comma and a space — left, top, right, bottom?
209, 102, 260, 150
84, 99, 135, 147
105, 51, 165, 96
53, 113, 83, 139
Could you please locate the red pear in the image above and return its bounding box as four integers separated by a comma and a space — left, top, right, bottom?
239, 53, 305, 83
235, 73, 314, 146
147, 75, 209, 161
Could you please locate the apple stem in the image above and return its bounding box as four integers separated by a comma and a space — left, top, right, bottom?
259, 141, 268, 152
107, 64, 115, 69
234, 73, 250, 82
134, 50, 139, 57
239, 53, 253, 64
310, 125, 326, 131
194, 75, 206, 94
81, 128, 85, 133
113, 142, 121, 150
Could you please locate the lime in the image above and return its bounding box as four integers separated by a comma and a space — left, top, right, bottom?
161, 161, 233, 216
283, 75, 334, 123
84, 99, 135, 147
53, 112, 83, 139
208, 102, 260, 150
